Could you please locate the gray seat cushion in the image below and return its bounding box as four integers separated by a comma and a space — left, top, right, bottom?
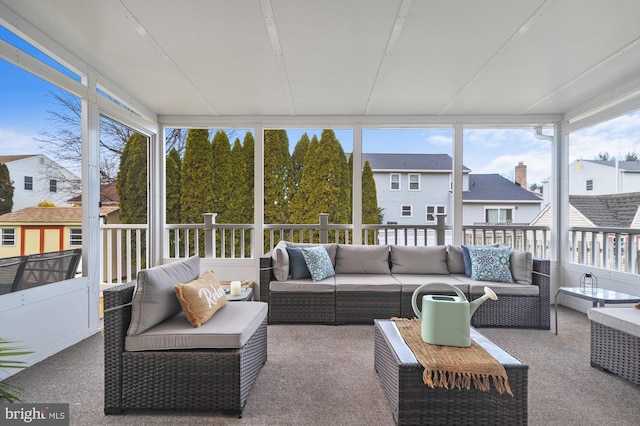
125, 301, 268, 351
270, 276, 336, 292
392, 274, 469, 293
334, 274, 401, 292
588, 307, 640, 339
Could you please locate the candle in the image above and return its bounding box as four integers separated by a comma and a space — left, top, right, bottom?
230, 280, 242, 296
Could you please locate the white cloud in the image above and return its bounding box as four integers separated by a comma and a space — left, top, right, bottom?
0, 127, 40, 155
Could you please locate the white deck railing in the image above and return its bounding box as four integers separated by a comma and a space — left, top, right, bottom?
98, 215, 640, 285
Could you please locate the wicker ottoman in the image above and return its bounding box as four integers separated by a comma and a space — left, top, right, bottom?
589, 307, 640, 386
374, 320, 528, 425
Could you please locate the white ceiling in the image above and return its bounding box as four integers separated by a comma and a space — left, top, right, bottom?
2, 0, 640, 125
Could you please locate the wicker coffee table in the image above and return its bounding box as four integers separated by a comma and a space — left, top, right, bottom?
374, 319, 528, 425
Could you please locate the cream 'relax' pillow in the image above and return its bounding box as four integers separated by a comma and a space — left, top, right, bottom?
174, 269, 228, 327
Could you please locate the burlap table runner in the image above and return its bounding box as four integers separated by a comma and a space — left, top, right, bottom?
392, 318, 513, 396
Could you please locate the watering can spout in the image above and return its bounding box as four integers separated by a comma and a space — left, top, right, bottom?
469, 286, 498, 316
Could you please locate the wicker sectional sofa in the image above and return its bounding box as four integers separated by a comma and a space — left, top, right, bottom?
259, 242, 550, 328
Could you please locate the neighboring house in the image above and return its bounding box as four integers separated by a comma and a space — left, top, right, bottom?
531, 192, 640, 263
68, 181, 119, 207
0, 154, 80, 212
362, 153, 542, 226
533, 192, 640, 229
542, 160, 640, 201
463, 174, 543, 225
0, 206, 119, 257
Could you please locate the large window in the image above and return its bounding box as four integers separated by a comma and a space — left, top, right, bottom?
485, 207, 513, 224
1, 228, 16, 246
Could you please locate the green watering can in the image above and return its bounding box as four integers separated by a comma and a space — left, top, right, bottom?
411, 283, 497, 347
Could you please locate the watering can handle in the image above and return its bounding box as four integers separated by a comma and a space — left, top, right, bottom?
411, 282, 467, 320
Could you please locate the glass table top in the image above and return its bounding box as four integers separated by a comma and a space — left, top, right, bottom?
558, 287, 640, 302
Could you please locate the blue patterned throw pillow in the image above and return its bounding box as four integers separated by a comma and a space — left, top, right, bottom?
301, 246, 335, 282
468, 246, 514, 283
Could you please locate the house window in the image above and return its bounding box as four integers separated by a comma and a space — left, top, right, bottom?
1, 228, 16, 246
69, 228, 82, 246
485, 207, 513, 224
401, 205, 412, 217
50, 179, 58, 193
390, 174, 400, 190
408, 173, 420, 191
426, 205, 445, 223
24, 176, 33, 190
586, 179, 593, 191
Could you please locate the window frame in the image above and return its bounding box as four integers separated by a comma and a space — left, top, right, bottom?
401, 204, 413, 217
50, 179, 58, 193
586, 179, 593, 191
1, 228, 16, 246
408, 173, 420, 191
24, 176, 33, 191
390, 173, 400, 191
484, 207, 514, 224
69, 228, 82, 246
425, 205, 446, 223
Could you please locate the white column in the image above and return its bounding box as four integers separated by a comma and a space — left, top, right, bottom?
148, 124, 164, 267
81, 69, 100, 331
452, 123, 464, 245
254, 124, 265, 257
552, 120, 568, 290
352, 124, 363, 244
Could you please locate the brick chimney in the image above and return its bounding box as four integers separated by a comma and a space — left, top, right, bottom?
515, 162, 527, 189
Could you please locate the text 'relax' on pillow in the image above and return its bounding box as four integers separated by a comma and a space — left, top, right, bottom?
301, 246, 335, 282
286, 247, 311, 279
468, 246, 514, 283
174, 269, 228, 327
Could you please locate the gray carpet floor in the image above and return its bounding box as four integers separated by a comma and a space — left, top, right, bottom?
4, 306, 640, 425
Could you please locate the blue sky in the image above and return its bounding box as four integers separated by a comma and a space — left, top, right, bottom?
2, 26, 640, 187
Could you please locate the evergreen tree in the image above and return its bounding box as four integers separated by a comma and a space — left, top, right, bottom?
227, 138, 250, 223
166, 148, 181, 224
180, 129, 214, 224
290, 133, 310, 203
0, 163, 14, 215
289, 130, 350, 227
362, 160, 380, 244
264, 129, 291, 224
211, 130, 233, 222
116, 133, 147, 224
242, 132, 255, 220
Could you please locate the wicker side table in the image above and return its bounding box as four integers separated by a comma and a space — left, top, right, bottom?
374, 319, 528, 425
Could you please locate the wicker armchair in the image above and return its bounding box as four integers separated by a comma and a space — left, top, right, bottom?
103, 282, 267, 417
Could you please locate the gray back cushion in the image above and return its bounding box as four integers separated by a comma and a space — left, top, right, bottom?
335, 244, 390, 274
127, 256, 201, 336
446, 245, 465, 274
390, 245, 449, 274
510, 250, 533, 285
272, 240, 289, 281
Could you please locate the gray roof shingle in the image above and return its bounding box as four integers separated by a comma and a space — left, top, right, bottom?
570, 192, 640, 227
464, 174, 542, 201
361, 153, 470, 171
